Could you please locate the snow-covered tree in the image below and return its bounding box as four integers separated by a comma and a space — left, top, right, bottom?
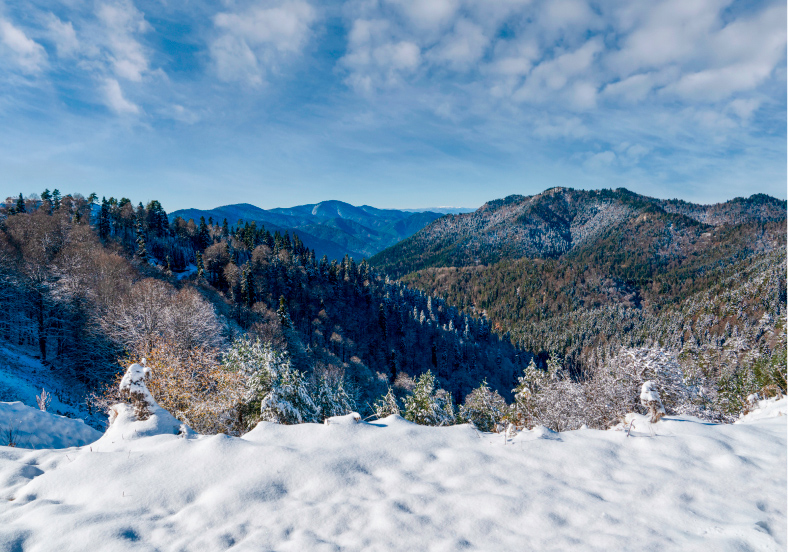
403, 370, 455, 426
372, 386, 400, 418
460, 380, 507, 432
315, 374, 356, 422
640, 380, 666, 423
261, 360, 317, 425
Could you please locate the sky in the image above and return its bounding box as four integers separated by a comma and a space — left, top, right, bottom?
0, 0, 785, 212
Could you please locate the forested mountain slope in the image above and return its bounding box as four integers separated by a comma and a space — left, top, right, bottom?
0, 193, 526, 431
377, 187, 786, 419
371, 187, 786, 276
170, 200, 446, 261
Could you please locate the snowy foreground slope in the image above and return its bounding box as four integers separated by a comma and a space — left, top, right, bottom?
0, 396, 785, 551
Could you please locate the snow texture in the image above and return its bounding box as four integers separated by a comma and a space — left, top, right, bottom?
0, 402, 101, 449
0, 375, 785, 550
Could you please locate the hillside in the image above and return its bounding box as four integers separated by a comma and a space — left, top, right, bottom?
170, 200, 447, 261
370, 187, 787, 277
374, 187, 786, 416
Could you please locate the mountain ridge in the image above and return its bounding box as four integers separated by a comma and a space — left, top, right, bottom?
169, 200, 448, 261
369, 187, 786, 277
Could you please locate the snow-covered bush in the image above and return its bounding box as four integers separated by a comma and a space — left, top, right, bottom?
640, 381, 666, 423
142, 342, 244, 434
36, 389, 51, 412
403, 371, 456, 426
315, 374, 356, 422
460, 380, 507, 432
586, 347, 701, 427
511, 358, 586, 432
372, 387, 401, 419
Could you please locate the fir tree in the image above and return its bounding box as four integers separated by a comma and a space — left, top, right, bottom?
198, 216, 210, 250
51, 189, 61, 210
15, 193, 25, 213
459, 380, 508, 432
372, 387, 401, 419
315, 375, 356, 421
195, 251, 205, 278
135, 218, 149, 264
403, 370, 455, 426
277, 295, 293, 329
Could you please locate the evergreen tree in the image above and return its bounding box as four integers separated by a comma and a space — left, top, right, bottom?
15, 193, 25, 213
135, 218, 149, 264
403, 370, 455, 426
195, 251, 205, 278
51, 189, 61, 210
315, 375, 356, 421
277, 295, 293, 329
372, 387, 401, 419
459, 380, 508, 432
198, 216, 210, 250
260, 357, 317, 424
99, 197, 111, 239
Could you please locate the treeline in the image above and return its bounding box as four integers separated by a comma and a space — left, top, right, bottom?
1, 192, 529, 423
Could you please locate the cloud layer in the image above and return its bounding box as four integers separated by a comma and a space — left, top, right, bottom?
0, 0, 784, 209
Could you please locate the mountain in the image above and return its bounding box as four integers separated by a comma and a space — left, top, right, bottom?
369, 187, 787, 276
370, 187, 786, 407
169, 200, 445, 261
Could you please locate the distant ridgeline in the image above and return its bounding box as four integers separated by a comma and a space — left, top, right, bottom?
168, 200, 457, 262
0, 193, 527, 420
370, 187, 787, 415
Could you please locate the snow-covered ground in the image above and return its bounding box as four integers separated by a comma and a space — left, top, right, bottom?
0, 385, 785, 550
0, 344, 97, 426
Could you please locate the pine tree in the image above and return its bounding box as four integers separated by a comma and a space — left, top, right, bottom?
15, 193, 25, 213
198, 216, 210, 250
135, 218, 149, 264
195, 251, 205, 278
460, 380, 508, 432
315, 375, 356, 421
99, 197, 111, 239
403, 370, 455, 426
260, 357, 317, 424
372, 386, 401, 419
277, 295, 293, 329
51, 189, 61, 210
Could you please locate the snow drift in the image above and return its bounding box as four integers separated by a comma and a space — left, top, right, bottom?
0, 363, 785, 551
0, 402, 100, 450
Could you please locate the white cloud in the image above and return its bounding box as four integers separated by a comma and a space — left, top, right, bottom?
45, 14, 79, 58
726, 98, 760, 121
428, 18, 488, 70
0, 18, 47, 73
97, 1, 152, 82
211, 0, 317, 84
341, 18, 422, 92
513, 38, 603, 108
583, 150, 616, 170
102, 77, 139, 114
387, 0, 459, 31
533, 116, 588, 139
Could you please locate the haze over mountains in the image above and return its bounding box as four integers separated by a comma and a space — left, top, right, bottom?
170, 201, 472, 261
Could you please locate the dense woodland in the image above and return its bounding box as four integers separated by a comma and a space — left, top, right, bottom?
0, 192, 526, 431
0, 188, 785, 435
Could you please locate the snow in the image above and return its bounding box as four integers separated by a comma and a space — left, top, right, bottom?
0, 343, 98, 426
0, 402, 101, 449
0, 371, 785, 551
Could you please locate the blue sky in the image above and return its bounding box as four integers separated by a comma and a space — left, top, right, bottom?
0, 0, 785, 212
